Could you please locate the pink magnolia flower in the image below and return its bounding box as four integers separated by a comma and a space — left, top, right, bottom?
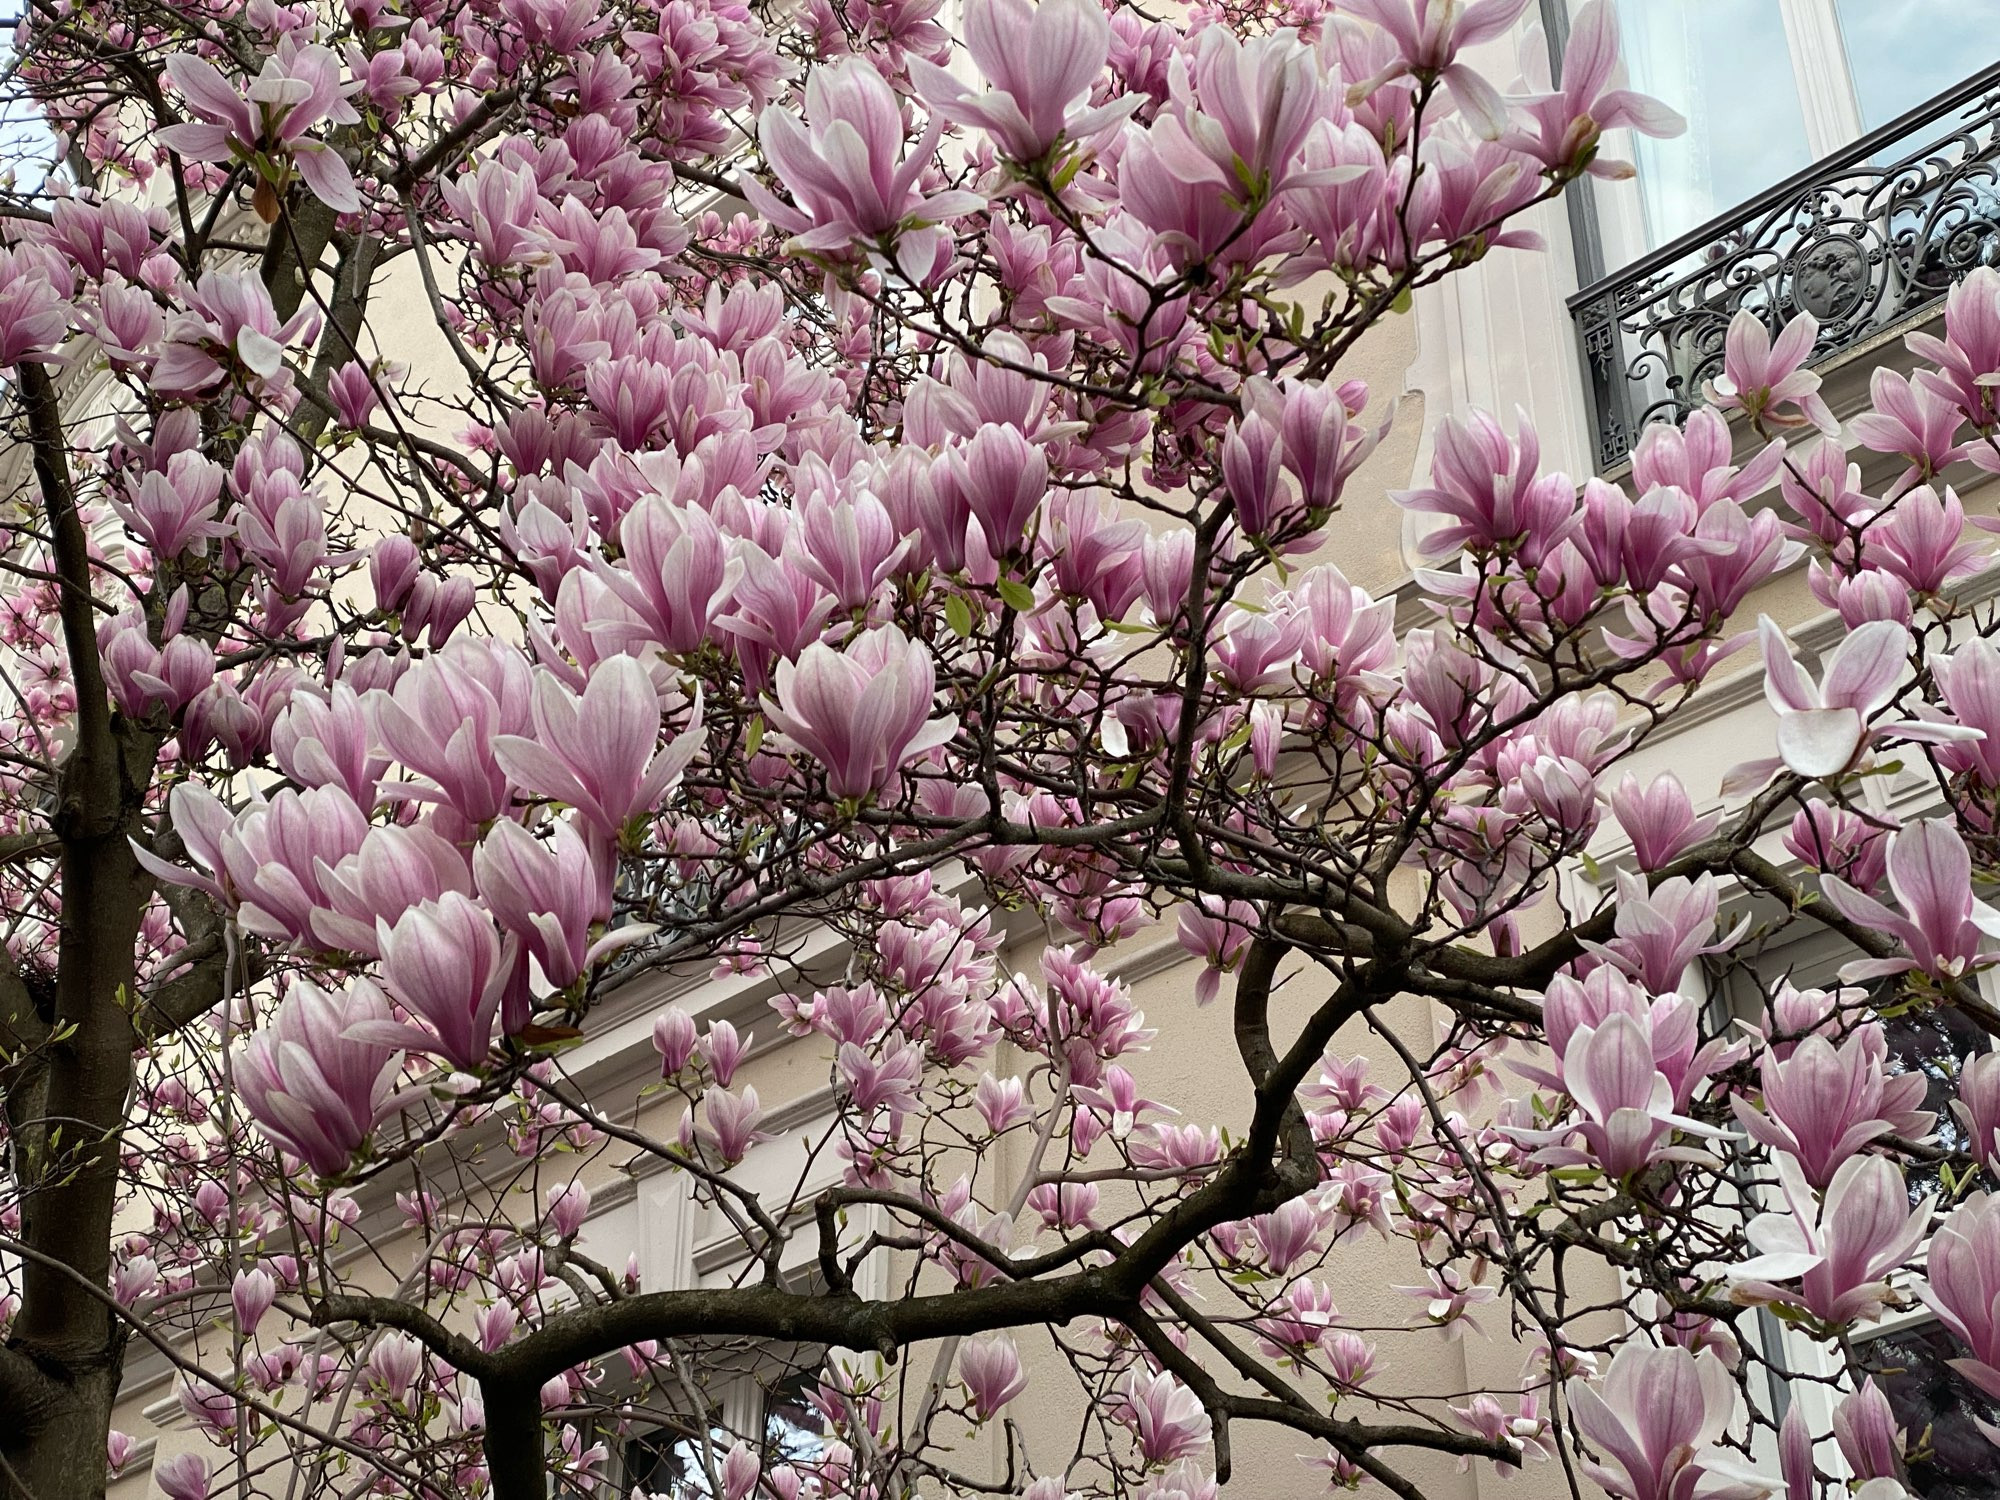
1730, 1032, 1933, 1189
232, 1266, 276, 1334
1174, 895, 1258, 1005
1566, 1345, 1755, 1500
1147, 26, 1332, 200
105, 1430, 137, 1474
153, 268, 319, 396
493, 657, 700, 840
112, 451, 230, 560
745, 58, 981, 257
1502, 0, 1682, 176
154, 1452, 211, 1500
1912, 265, 2000, 431
1864, 484, 1985, 595
1953, 1050, 2000, 1172
160, 40, 363, 213
1782, 802, 1892, 892
1930, 635, 2000, 786
1833, 1381, 1904, 1484
790, 490, 908, 613
1850, 366, 1968, 496
369, 1332, 424, 1402
328, 360, 381, 429
1630, 406, 1784, 510
764, 625, 958, 799
271, 681, 384, 811
1395, 408, 1578, 566
601, 493, 743, 655
367, 640, 534, 824
138, 781, 372, 949
693, 1085, 769, 1164
701, 1019, 752, 1087
1521, 1011, 1719, 1178
721, 1442, 760, 1500
1116, 1369, 1210, 1465
1583, 871, 1740, 995
1704, 308, 1835, 435
1821, 819, 2000, 982
935, 421, 1049, 558
368, 892, 516, 1069
1727, 1153, 1928, 1327
958, 1333, 1028, 1419
652, 1008, 699, 1075
474, 816, 642, 994
1919, 1191, 2000, 1397
0, 248, 71, 367
909, 0, 1128, 162
544, 1180, 591, 1241
1606, 772, 1719, 872
1346, 0, 1532, 138
235, 978, 403, 1178
310, 822, 474, 958
1751, 616, 1976, 783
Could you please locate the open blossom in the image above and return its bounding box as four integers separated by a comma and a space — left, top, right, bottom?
1502, 0, 1682, 176
160, 40, 363, 214
910, 0, 1130, 162
1394, 408, 1577, 565
1704, 308, 1835, 435
1346, 0, 1533, 138
1731, 1031, 1933, 1189
1722, 1153, 1931, 1326
112, 451, 230, 560
492, 657, 701, 840
764, 625, 958, 799
153, 268, 319, 395
1515, 1010, 1719, 1178
1116, 1369, 1210, 1464
1920, 1192, 2000, 1397
1820, 819, 2000, 982
1566, 1345, 1761, 1500
234, 979, 403, 1178
1748, 616, 1977, 784
744, 58, 981, 260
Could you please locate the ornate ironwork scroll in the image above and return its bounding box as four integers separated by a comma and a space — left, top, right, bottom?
1567, 65, 2000, 472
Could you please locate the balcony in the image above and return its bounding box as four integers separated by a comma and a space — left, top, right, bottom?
1567, 62, 2000, 473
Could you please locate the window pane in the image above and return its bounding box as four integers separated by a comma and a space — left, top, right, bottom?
1861, 1321, 2000, 1500
1835, 1, 2000, 132
1610, 0, 1816, 249
1875, 1000, 1989, 1204
762, 1366, 827, 1468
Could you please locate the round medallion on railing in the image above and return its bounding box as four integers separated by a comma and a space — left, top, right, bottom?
1788, 234, 1871, 326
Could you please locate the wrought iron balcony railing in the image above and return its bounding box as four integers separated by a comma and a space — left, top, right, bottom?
1567, 63, 2000, 473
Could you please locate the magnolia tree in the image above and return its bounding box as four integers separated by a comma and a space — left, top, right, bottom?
8, 0, 2000, 1498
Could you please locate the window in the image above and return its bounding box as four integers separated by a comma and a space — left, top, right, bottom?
1710, 916, 1999, 1497
615, 1362, 826, 1498
1580, 0, 2000, 266
1855, 1319, 2000, 1500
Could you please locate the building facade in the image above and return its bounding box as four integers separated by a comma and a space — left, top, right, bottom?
93, 4, 2000, 1498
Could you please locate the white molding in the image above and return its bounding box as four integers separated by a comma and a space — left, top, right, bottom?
1778, 0, 1867, 157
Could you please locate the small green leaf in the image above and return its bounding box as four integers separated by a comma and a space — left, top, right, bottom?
996, 578, 1037, 612
1390, 287, 1414, 315
744, 714, 765, 758
945, 594, 974, 638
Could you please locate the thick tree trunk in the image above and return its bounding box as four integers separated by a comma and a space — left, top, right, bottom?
1, 1353, 125, 1500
